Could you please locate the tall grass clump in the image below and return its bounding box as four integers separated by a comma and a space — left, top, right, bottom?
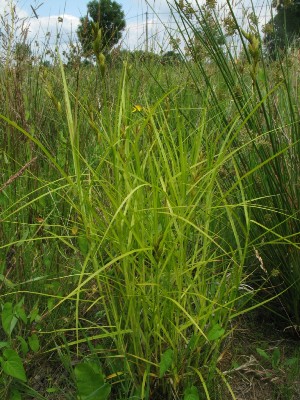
1, 54, 255, 399
1, 1, 299, 399
170, 0, 300, 328
1, 43, 257, 400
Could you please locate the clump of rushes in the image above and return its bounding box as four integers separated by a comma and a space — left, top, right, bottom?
172, 0, 300, 329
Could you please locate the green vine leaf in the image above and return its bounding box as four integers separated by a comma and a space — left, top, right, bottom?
159, 348, 174, 378
28, 333, 40, 353
207, 324, 225, 341
1, 349, 27, 382
75, 362, 111, 400
184, 385, 200, 400
1, 302, 18, 335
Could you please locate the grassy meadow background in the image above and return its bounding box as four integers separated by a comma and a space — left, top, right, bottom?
0, 0, 300, 399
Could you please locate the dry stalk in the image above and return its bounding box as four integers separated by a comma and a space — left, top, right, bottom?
0, 156, 37, 193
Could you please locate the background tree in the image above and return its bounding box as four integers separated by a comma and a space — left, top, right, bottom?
264, 0, 300, 57
77, 0, 125, 56
161, 51, 182, 65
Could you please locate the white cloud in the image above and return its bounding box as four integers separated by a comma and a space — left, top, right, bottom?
0, 1, 80, 60
28, 14, 80, 46
0, 1, 30, 56
0, 0, 27, 17
0, 0, 273, 57
121, 0, 272, 52
121, 17, 171, 52
0, 0, 79, 48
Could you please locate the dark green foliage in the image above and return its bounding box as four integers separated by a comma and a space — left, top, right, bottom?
107, 49, 163, 66
161, 50, 182, 65
264, 0, 300, 57
13, 42, 32, 63
77, 0, 125, 56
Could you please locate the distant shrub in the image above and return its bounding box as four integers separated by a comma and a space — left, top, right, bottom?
161, 50, 183, 65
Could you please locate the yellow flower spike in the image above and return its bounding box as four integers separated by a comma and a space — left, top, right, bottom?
97, 52, 106, 77
71, 226, 79, 235
132, 104, 143, 113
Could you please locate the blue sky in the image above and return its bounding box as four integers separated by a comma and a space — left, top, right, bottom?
4, 0, 173, 51
1, 1, 272, 52
20, 0, 149, 20
18, 0, 271, 21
